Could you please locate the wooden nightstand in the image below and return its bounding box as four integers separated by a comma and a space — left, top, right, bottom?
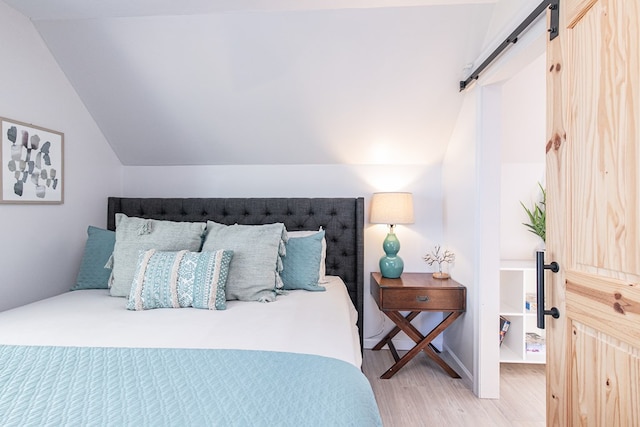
371, 272, 466, 379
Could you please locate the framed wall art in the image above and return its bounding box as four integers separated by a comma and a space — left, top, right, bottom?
0, 117, 64, 204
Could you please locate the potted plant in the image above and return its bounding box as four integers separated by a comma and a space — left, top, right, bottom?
423, 245, 455, 279
521, 182, 546, 243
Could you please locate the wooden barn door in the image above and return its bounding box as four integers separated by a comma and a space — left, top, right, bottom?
546, 0, 640, 425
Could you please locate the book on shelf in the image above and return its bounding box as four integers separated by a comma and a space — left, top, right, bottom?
525, 293, 537, 312
526, 332, 545, 353
499, 316, 511, 346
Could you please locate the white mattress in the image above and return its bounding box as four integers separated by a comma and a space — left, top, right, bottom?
0, 276, 362, 367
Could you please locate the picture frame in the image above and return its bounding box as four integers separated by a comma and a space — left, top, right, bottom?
0, 117, 64, 204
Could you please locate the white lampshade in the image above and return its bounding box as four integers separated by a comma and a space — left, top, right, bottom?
370, 192, 414, 225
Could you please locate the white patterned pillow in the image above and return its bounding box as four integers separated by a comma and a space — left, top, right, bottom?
127, 249, 233, 311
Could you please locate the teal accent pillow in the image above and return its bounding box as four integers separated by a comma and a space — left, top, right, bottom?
72, 226, 116, 290
127, 249, 233, 311
287, 228, 327, 283
202, 221, 287, 302
281, 230, 326, 291
110, 214, 206, 297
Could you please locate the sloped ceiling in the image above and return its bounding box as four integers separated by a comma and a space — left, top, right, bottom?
5, 0, 495, 166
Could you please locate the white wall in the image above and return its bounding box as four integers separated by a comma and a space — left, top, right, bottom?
441, 88, 502, 396
441, 91, 480, 378
122, 163, 444, 347
500, 53, 546, 260
0, 2, 121, 312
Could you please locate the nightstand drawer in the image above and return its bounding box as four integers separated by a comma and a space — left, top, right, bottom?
379, 288, 466, 311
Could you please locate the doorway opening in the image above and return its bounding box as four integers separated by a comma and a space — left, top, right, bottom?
496, 52, 546, 419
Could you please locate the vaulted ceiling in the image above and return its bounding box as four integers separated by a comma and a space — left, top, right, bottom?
5, 0, 496, 166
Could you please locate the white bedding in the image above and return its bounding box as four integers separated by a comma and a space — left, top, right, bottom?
0, 276, 362, 367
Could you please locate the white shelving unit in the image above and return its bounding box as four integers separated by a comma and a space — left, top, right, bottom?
499, 260, 546, 364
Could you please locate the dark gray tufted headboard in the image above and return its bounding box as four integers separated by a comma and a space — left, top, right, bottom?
107, 197, 365, 349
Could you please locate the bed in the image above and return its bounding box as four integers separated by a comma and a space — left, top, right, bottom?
0, 197, 381, 426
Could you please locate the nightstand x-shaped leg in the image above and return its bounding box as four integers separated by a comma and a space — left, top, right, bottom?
373, 310, 462, 379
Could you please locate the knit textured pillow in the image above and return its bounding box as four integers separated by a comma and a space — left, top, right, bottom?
281, 230, 326, 292
202, 221, 287, 302
287, 228, 327, 284
109, 214, 206, 297
72, 226, 115, 290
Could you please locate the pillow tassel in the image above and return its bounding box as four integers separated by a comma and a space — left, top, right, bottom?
137, 221, 153, 235
104, 253, 114, 270
275, 272, 284, 292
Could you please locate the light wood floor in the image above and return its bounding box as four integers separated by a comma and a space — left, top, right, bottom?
362, 350, 545, 427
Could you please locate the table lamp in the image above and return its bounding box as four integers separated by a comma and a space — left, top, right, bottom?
370, 192, 414, 278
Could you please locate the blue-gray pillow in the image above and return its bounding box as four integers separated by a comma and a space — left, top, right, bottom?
110, 214, 206, 297
127, 249, 233, 311
281, 230, 326, 292
202, 221, 287, 302
72, 226, 115, 290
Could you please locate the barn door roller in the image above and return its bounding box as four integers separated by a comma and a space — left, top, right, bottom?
459, 0, 560, 91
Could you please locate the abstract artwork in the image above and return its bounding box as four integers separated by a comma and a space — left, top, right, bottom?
1, 117, 63, 204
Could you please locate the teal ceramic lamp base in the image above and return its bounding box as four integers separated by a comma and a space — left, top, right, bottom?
379, 228, 404, 279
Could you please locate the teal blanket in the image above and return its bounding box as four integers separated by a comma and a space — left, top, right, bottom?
0, 345, 382, 426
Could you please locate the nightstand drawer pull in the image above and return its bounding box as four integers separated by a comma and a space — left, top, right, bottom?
416, 295, 430, 303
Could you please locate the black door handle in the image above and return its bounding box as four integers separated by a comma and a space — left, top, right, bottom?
536, 250, 560, 329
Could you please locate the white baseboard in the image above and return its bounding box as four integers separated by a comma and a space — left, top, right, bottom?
443, 343, 473, 387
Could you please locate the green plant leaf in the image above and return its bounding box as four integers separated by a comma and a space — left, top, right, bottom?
520, 183, 546, 242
